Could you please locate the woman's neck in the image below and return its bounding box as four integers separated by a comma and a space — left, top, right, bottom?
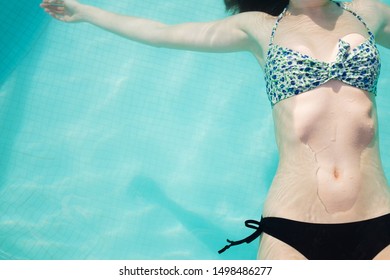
288, 0, 332, 12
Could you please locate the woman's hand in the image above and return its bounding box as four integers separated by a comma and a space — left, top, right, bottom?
40, 0, 84, 23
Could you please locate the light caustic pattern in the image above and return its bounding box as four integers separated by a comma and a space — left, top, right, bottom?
0, 0, 389, 260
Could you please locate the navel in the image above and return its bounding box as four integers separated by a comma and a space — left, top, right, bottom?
333, 167, 340, 180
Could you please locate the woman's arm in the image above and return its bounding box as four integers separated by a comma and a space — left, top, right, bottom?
40, 0, 264, 53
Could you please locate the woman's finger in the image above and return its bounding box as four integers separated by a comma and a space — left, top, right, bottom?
41, 0, 64, 7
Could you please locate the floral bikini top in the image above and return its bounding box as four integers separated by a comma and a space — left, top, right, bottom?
264, 2, 381, 107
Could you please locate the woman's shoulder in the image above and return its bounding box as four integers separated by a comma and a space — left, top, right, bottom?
229, 10, 277, 25
348, 0, 385, 35
235, 11, 281, 33
349, 0, 381, 9
229, 11, 279, 40
348, 0, 386, 18
225, 11, 279, 62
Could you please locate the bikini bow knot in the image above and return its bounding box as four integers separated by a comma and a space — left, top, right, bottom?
328, 39, 351, 80
218, 219, 263, 254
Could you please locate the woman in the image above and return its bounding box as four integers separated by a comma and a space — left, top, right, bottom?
40, 0, 390, 259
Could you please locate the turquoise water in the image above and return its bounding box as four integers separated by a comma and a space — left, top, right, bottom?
0, 0, 389, 260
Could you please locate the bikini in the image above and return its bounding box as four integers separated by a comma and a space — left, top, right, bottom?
219, 3, 389, 260
219, 214, 390, 260
265, 2, 381, 107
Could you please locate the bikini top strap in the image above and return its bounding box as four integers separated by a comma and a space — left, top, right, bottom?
269, 2, 374, 46
269, 7, 289, 46
334, 1, 375, 38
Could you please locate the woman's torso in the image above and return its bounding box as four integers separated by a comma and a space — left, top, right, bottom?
250, 1, 390, 223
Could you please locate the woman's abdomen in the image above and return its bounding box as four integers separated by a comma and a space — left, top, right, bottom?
266, 84, 389, 220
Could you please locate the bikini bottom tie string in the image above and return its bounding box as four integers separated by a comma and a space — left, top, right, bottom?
218, 218, 263, 254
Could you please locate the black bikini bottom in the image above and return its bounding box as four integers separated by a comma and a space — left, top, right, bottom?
218, 213, 390, 260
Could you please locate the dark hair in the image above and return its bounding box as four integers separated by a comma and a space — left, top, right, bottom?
224, 0, 289, 16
